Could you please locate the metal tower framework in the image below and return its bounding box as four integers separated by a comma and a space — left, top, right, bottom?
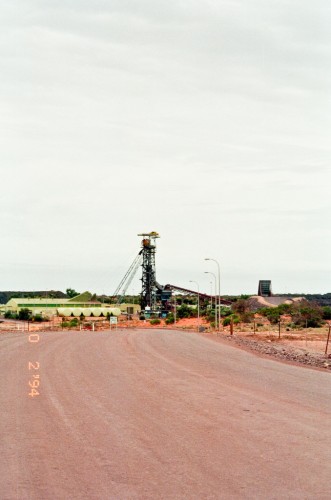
112, 251, 143, 304
138, 232, 160, 311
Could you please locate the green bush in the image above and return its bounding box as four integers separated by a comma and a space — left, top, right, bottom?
150, 318, 161, 325
177, 304, 196, 319
222, 315, 240, 327
220, 306, 232, 317
322, 306, 331, 320
165, 313, 175, 324
292, 304, 323, 328
206, 310, 216, 323
33, 314, 44, 322
4, 311, 18, 319
61, 318, 79, 328
258, 302, 324, 328
18, 308, 32, 321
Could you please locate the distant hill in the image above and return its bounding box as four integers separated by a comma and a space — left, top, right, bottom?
223, 293, 331, 307
274, 293, 331, 307
0, 290, 67, 304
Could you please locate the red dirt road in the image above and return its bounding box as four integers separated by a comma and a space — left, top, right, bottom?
1, 329, 330, 499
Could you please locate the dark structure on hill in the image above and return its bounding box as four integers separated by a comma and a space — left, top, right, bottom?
258, 280, 272, 297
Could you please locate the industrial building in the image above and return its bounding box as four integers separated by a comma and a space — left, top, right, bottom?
2, 293, 121, 318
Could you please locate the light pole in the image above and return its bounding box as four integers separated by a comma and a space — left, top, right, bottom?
189, 280, 200, 332
205, 258, 221, 332
204, 271, 217, 330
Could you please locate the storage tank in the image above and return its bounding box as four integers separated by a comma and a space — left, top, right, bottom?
58, 308, 71, 317
91, 308, 101, 317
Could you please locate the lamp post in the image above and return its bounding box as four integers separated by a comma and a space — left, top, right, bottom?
204, 271, 217, 330
205, 258, 221, 332
189, 280, 200, 332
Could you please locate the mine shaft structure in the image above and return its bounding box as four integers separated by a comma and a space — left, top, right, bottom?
138, 232, 160, 312
113, 231, 232, 317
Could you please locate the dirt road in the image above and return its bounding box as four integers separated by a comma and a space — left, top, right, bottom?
1, 329, 330, 499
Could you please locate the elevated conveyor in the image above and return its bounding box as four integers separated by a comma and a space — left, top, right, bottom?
164, 284, 232, 305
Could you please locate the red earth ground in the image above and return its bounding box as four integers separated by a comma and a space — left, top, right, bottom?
1, 328, 330, 499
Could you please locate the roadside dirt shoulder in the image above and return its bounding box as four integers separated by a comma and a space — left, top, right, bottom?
203, 332, 331, 371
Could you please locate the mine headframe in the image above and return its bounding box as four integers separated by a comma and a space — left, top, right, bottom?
138, 232, 161, 312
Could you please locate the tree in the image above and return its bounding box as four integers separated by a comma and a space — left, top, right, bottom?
259, 307, 281, 324
231, 299, 253, 323
165, 313, 175, 324
18, 308, 32, 321
4, 311, 18, 320
232, 299, 250, 315
177, 304, 196, 319
322, 306, 331, 320
291, 303, 323, 328
66, 288, 78, 298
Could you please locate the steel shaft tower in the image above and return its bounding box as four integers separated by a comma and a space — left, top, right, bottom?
138, 232, 160, 311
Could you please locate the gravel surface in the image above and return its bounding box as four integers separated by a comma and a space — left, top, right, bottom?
219, 334, 331, 371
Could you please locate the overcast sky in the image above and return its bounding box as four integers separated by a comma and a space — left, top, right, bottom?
0, 0, 330, 296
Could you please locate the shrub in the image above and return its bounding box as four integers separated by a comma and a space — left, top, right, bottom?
177, 304, 196, 319
220, 306, 232, 317
33, 314, 44, 322
165, 313, 175, 325
18, 308, 32, 321
322, 306, 331, 320
222, 315, 240, 327
291, 304, 323, 328
150, 318, 161, 325
4, 311, 18, 319
206, 310, 216, 323
240, 312, 254, 323
231, 299, 250, 315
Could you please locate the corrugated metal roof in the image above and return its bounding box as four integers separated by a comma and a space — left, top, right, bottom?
7, 298, 70, 304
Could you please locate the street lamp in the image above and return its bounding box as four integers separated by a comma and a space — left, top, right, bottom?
205, 258, 221, 331
189, 280, 200, 332
204, 271, 217, 330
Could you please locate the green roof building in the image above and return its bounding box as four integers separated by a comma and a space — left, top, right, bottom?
3, 293, 121, 318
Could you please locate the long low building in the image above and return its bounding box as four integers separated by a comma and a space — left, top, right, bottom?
2, 293, 122, 317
